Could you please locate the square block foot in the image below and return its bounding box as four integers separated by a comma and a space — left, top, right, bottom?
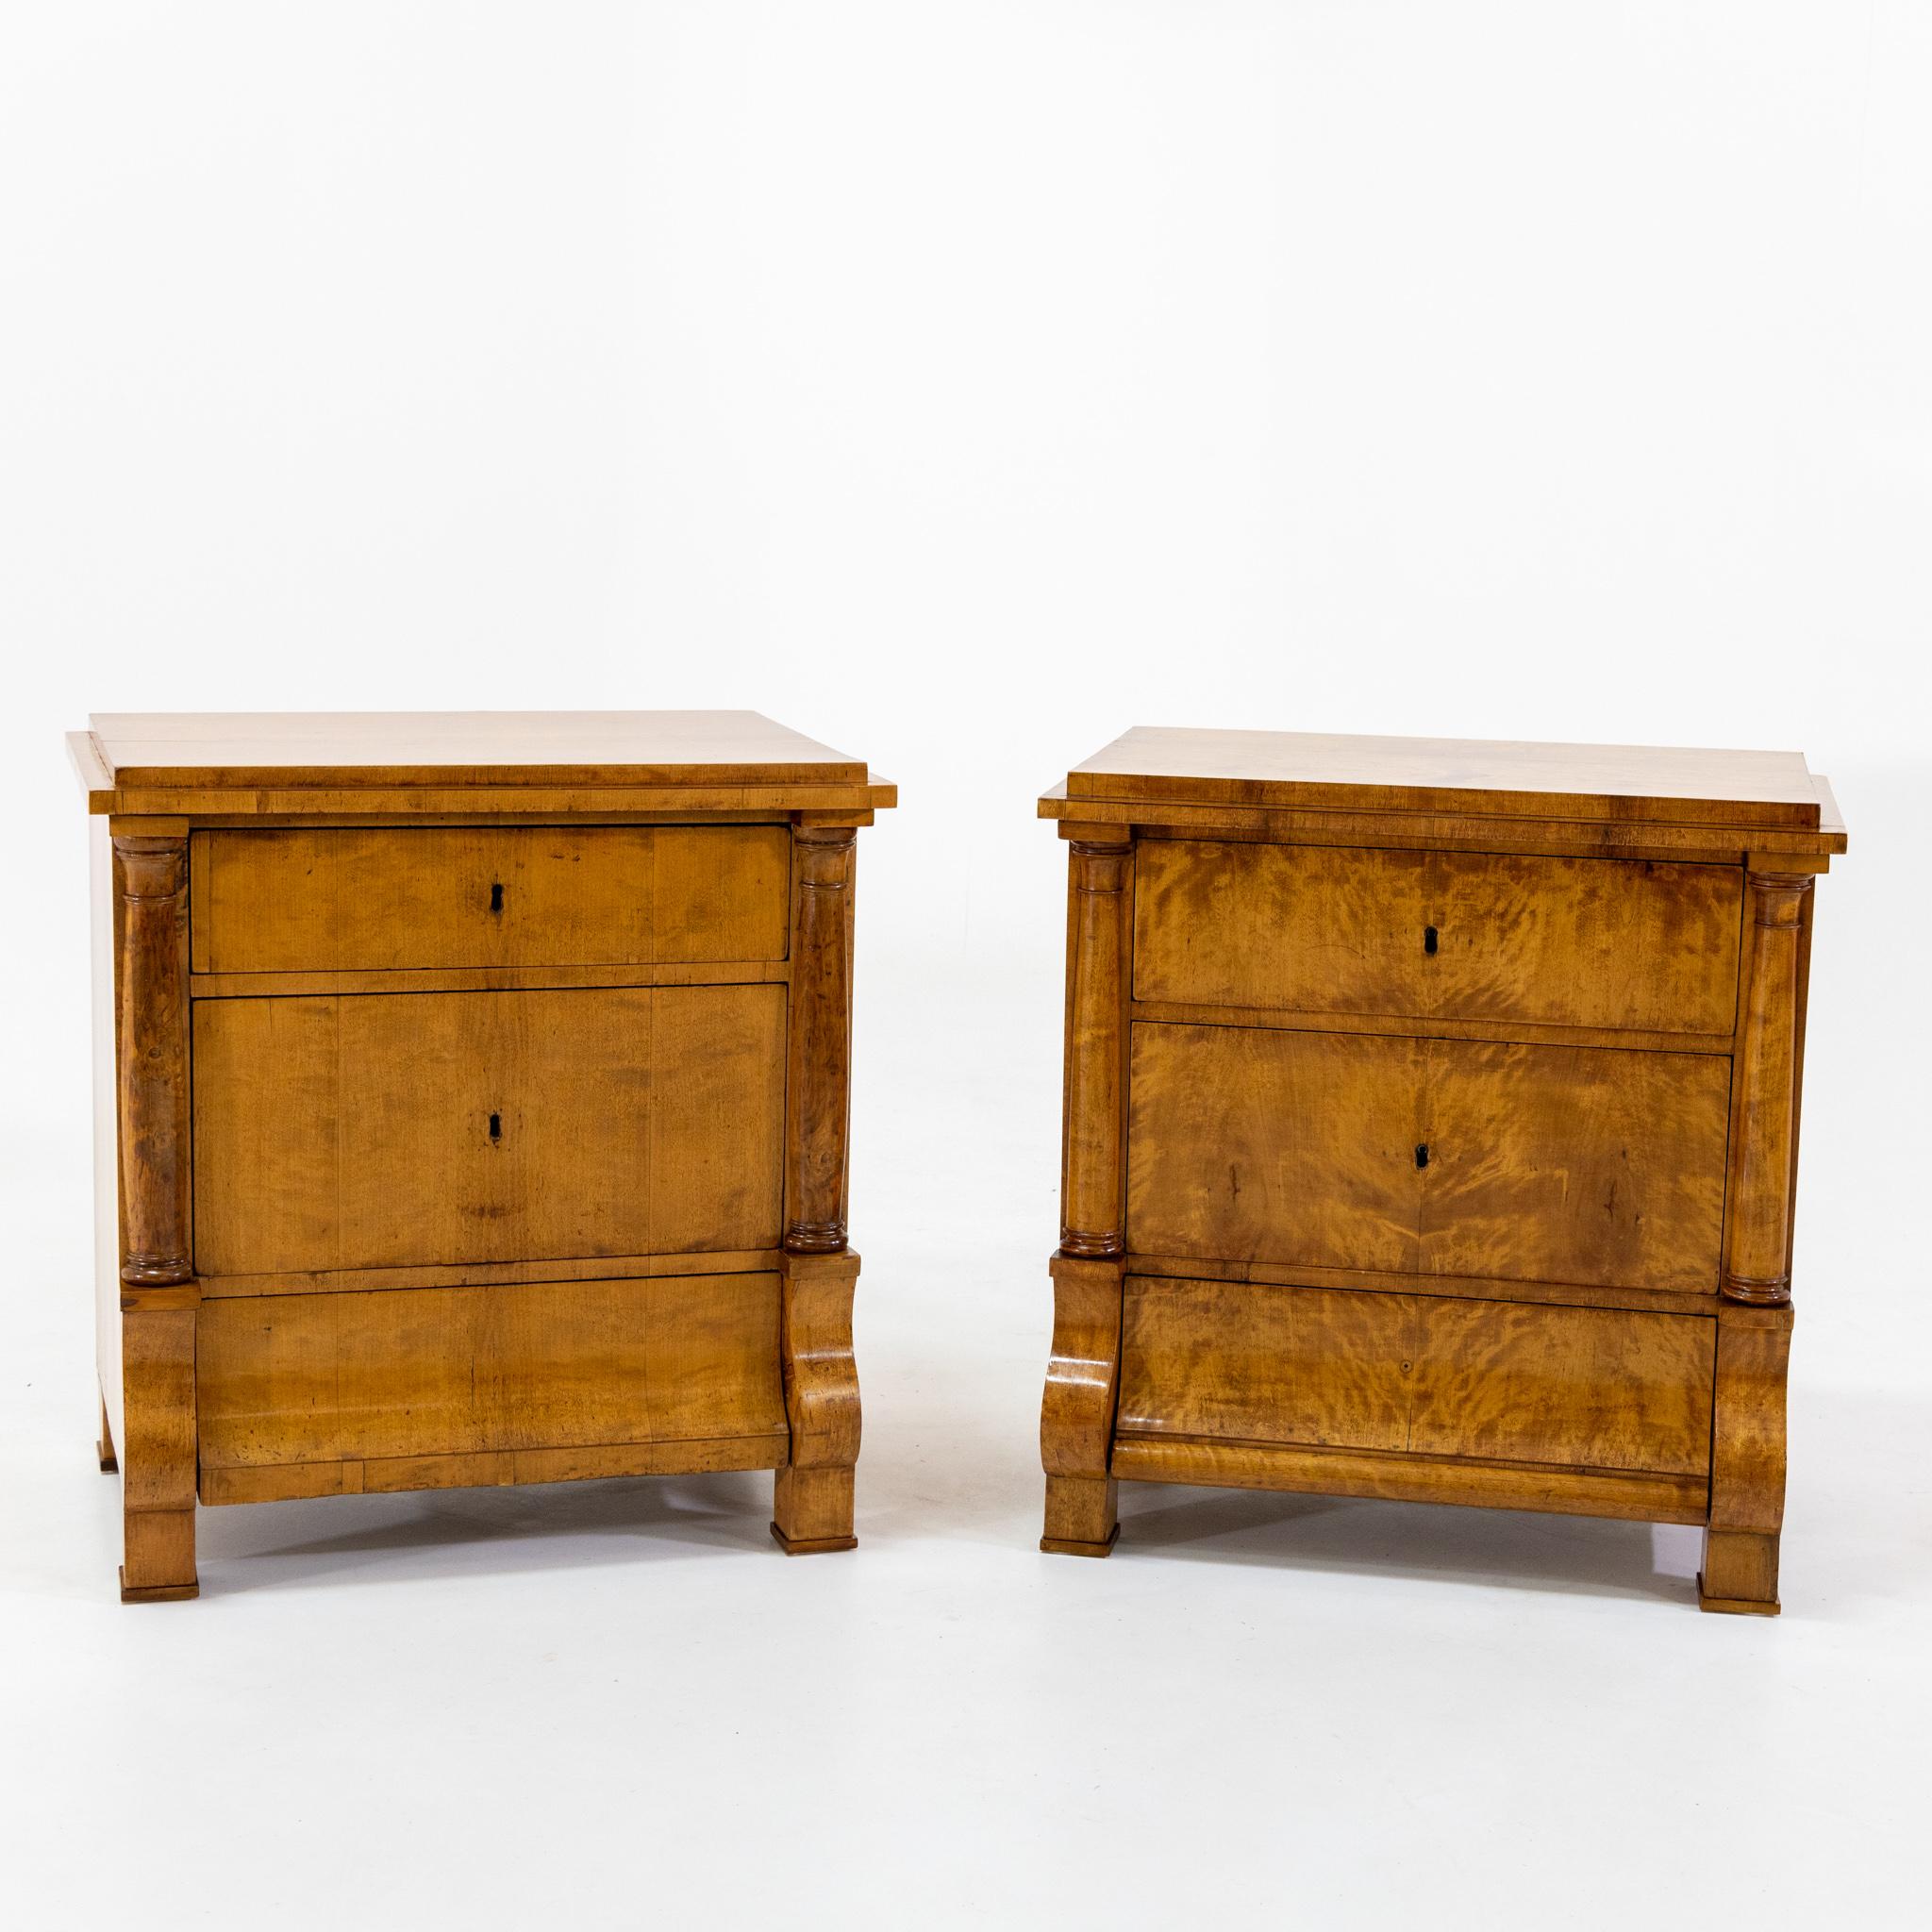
1697, 1573, 1779, 1616
1041, 1524, 1120, 1557
769, 1523, 858, 1557
97, 1441, 118, 1474
119, 1567, 198, 1605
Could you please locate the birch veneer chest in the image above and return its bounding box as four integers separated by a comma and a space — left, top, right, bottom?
71, 710, 893, 1601
1039, 726, 1846, 1613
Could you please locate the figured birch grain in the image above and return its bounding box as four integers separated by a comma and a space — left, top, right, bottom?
75, 710, 888, 1597
1041, 724, 1840, 1602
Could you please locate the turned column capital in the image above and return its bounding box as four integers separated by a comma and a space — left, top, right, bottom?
112, 834, 187, 898
1748, 871, 1814, 927
794, 824, 858, 859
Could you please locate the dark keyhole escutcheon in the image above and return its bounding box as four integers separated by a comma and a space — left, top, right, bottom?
1423, 924, 1439, 956
1414, 1142, 1429, 1169
489, 881, 505, 914
489, 1112, 502, 1142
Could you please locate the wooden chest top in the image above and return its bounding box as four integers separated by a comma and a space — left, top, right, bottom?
69, 709, 896, 818
1042, 725, 1844, 856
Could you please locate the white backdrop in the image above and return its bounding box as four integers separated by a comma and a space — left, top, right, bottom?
3, 7, 1928, 1927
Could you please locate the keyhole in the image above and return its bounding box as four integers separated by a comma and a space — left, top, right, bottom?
1414, 1142, 1429, 1169
489, 1112, 502, 1141
490, 881, 505, 913
1423, 924, 1439, 956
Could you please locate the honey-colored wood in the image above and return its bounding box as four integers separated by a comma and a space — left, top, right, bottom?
195, 1248, 781, 1300
1128, 1000, 1729, 1058
90, 820, 126, 1502
1119, 1278, 1411, 1452
1041, 1475, 1120, 1556
192, 985, 786, 1274
1406, 1297, 1714, 1474
85, 779, 893, 821
1724, 871, 1811, 1305
771, 1250, 861, 1551
97, 1394, 117, 1473
1067, 725, 1831, 830
203, 1434, 786, 1505
770, 1470, 859, 1555
1058, 836, 1133, 1257
1701, 1299, 1794, 1614
111, 830, 201, 1599
1124, 1253, 1722, 1317
189, 960, 791, 999
73, 710, 889, 799
785, 828, 855, 1254
1698, 1533, 1782, 1614
197, 1274, 786, 1471
119, 1307, 198, 1601
1126, 1025, 1731, 1293
192, 824, 790, 974
1041, 788, 1843, 862
1134, 841, 1741, 1036
1108, 1437, 1709, 1524
75, 710, 889, 1595
1041, 725, 1840, 1604
114, 835, 193, 1286
1040, 1255, 1126, 1554
1118, 1277, 1714, 1476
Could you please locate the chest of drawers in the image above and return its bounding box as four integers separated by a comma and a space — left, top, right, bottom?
1038, 727, 1846, 1613
70, 711, 893, 1601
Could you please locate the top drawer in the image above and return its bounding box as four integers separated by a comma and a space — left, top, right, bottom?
1134, 840, 1741, 1037
191, 824, 790, 974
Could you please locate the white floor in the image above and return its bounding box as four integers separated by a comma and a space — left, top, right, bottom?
7, 1092, 1926, 1930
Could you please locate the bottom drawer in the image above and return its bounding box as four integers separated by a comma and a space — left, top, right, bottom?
197, 1273, 788, 1498
1118, 1276, 1715, 1478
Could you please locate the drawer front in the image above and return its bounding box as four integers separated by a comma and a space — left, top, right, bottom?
1120, 1277, 1412, 1450
1127, 1023, 1730, 1292
1407, 1296, 1714, 1474
1119, 1276, 1715, 1477
197, 1274, 787, 1470
192, 824, 791, 974
193, 984, 785, 1274
1133, 840, 1741, 1036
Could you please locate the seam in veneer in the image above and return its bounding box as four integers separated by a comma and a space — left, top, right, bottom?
1120, 1262, 1721, 1317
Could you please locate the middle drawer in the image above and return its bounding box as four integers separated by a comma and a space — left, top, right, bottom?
1127, 1022, 1731, 1292
192, 983, 786, 1275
